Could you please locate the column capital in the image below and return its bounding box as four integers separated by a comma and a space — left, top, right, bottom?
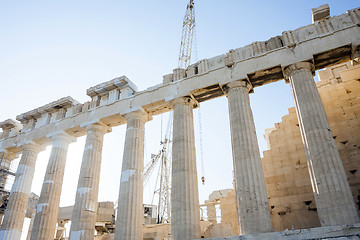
46, 131, 77, 143
284, 62, 315, 79
0, 150, 19, 161
124, 108, 151, 122
223, 80, 252, 94
18, 141, 45, 153
80, 120, 112, 134
169, 97, 198, 109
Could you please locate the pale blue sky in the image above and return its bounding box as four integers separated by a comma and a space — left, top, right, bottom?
0, 0, 359, 237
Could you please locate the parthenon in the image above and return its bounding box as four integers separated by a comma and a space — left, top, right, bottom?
0, 3, 360, 240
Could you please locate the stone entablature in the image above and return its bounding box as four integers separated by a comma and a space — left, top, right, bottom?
164, 7, 359, 84
0, 119, 22, 139
0, 6, 358, 155
0, 7, 359, 154
86, 76, 138, 109
15, 96, 79, 133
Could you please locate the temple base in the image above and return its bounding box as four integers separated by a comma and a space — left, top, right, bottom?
195, 223, 360, 240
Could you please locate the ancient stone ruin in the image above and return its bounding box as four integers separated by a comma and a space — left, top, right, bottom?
0, 4, 360, 240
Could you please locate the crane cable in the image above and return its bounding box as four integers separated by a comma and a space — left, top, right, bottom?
192, 5, 205, 185
198, 104, 205, 185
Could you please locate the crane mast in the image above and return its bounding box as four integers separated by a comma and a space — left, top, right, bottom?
178, 0, 196, 69
178, 0, 205, 185
143, 0, 199, 225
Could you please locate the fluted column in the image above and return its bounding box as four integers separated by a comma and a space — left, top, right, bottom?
69, 121, 111, 240
170, 97, 201, 240
30, 131, 76, 240
205, 201, 217, 224
284, 62, 359, 226
225, 80, 272, 234
0, 143, 42, 240
115, 109, 150, 240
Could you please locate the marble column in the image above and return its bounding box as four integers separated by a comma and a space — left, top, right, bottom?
69, 121, 111, 240
170, 97, 201, 240
115, 110, 149, 240
284, 62, 359, 226
30, 131, 76, 240
205, 201, 217, 224
0, 143, 42, 240
225, 80, 272, 234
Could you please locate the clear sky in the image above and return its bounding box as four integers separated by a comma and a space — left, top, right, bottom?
0, 0, 359, 238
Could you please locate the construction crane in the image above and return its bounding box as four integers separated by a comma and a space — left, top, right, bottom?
178, 0, 196, 70
143, 113, 173, 224
142, 0, 205, 224
178, 0, 206, 185
154, 137, 172, 223
0, 153, 18, 216
143, 153, 162, 187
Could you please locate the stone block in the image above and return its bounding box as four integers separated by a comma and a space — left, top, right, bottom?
315, 19, 334, 35
187, 64, 197, 77
312, 4, 330, 23
197, 59, 208, 74
348, 7, 360, 26
252, 41, 266, 55
89, 96, 99, 109
100, 94, 109, 106
282, 31, 297, 47
172, 68, 186, 81
163, 74, 173, 84
0, 119, 22, 139
265, 36, 283, 51
225, 49, 235, 67
119, 87, 134, 99
97, 214, 114, 222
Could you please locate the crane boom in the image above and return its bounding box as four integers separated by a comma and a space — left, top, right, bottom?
143, 153, 161, 186
178, 0, 196, 69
